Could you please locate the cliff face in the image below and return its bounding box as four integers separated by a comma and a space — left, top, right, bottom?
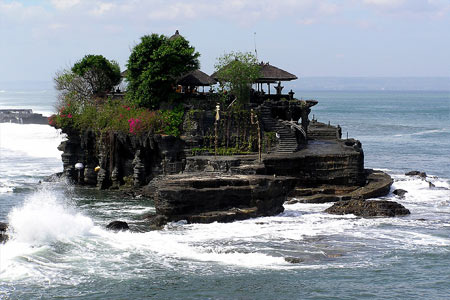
57, 108, 365, 189
58, 129, 185, 189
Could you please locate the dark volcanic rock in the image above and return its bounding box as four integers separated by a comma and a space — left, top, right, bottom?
285, 257, 304, 264
325, 199, 410, 217
148, 174, 296, 225
405, 171, 427, 178
0, 222, 7, 231
288, 170, 392, 204
106, 221, 130, 231
146, 214, 169, 230
0, 222, 8, 243
393, 189, 408, 198
42, 172, 63, 182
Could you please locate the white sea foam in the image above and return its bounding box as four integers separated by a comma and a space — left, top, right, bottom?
0, 123, 63, 159
1, 172, 449, 285
394, 128, 449, 137
8, 188, 94, 244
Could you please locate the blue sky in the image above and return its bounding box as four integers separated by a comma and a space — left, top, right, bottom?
1, 0, 449, 82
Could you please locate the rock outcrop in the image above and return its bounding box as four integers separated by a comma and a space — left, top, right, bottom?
106, 220, 130, 231
405, 170, 427, 178
287, 169, 392, 204
393, 189, 408, 198
143, 174, 296, 225
53, 98, 399, 226
0, 222, 8, 243
58, 129, 185, 189
325, 199, 410, 217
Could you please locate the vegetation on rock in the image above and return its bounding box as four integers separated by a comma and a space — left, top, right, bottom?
49, 97, 184, 136
55, 54, 121, 104
214, 51, 260, 104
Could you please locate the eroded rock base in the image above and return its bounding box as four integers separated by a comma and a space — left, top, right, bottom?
143, 174, 296, 226
287, 169, 393, 204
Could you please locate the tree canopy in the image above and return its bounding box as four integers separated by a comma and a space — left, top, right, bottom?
126, 33, 200, 109
55, 54, 121, 104
214, 52, 261, 104
71, 54, 121, 96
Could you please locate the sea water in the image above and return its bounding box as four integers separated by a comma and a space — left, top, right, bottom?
0, 87, 449, 299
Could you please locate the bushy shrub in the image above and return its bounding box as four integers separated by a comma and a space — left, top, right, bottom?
49, 98, 184, 136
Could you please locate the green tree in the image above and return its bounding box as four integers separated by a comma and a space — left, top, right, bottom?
71, 54, 121, 97
126, 33, 200, 109
214, 51, 261, 104
55, 54, 121, 105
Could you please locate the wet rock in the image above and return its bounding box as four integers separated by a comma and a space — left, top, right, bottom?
42, 172, 63, 182
393, 189, 408, 198
295, 194, 341, 204
288, 170, 392, 204
0, 222, 8, 231
148, 174, 296, 226
405, 171, 427, 178
426, 180, 435, 188
106, 221, 129, 231
0, 222, 8, 243
285, 257, 304, 264
325, 199, 410, 217
146, 214, 169, 230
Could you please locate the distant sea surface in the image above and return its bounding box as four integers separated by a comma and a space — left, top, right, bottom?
0, 86, 449, 299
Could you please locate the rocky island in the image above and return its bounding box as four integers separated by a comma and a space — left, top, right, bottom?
49, 31, 410, 229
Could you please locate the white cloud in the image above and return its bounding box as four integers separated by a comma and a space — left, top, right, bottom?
90, 2, 116, 16
50, 0, 81, 10
361, 0, 448, 15
0, 1, 49, 22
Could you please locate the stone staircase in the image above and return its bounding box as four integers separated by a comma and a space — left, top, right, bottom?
260, 105, 298, 153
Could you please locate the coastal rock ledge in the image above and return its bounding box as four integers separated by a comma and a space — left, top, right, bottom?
143, 174, 296, 226
325, 199, 410, 217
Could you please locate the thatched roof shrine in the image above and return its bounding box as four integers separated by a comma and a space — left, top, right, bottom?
255, 62, 297, 83
177, 69, 217, 86
211, 61, 297, 84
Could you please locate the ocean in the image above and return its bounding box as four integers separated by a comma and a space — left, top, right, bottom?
0, 86, 449, 299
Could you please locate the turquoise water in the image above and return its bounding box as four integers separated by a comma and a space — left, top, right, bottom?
0, 88, 449, 299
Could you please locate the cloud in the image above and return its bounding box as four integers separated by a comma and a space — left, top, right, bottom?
361, 0, 449, 16
90, 2, 116, 16
50, 0, 81, 10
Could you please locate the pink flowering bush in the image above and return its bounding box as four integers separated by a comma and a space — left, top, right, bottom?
128, 118, 141, 134
50, 97, 181, 136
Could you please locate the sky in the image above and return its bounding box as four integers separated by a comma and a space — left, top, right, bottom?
0, 0, 449, 83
